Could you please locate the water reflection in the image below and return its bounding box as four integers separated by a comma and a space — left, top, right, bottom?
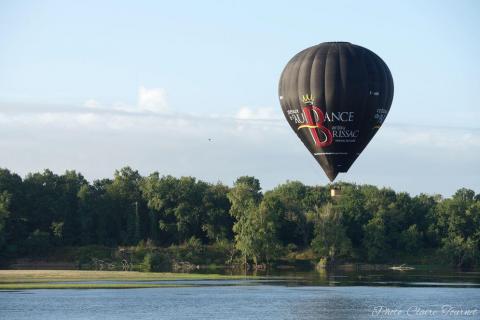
1, 286, 479, 320
203, 267, 480, 288
1, 268, 480, 320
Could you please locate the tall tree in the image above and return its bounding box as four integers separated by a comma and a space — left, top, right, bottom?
263, 181, 310, 247
311, 203, 351, 263
0, 191, 11, 253
201, 183, 233, 242
435, 188, 480, 267
140, 173, 178, 245
0, 169, 27, 254
334, 184, 369, 252
227, 176, 278, 265
59, 170, 88, 245
363, 213, 390, 262
107, 167, 144, 245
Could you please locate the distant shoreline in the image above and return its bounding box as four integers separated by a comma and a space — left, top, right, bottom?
1, 266, 478, 290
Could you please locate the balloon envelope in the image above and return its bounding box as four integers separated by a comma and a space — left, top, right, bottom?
278, 42, 394, 181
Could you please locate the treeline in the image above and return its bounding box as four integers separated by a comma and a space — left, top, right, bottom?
0, 167, 479, 268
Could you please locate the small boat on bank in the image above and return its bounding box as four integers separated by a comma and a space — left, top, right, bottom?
389, 264, 415, 271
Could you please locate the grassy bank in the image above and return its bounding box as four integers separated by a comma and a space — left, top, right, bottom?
0, 270, 255, 290
0, 283, 189, 290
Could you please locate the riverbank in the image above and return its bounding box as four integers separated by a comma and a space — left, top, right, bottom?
2, 265, 480, 290
3, 244, 446, 273
0, 270, 256, 290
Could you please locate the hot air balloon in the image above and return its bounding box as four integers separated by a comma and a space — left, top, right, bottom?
278, 42, 394, 181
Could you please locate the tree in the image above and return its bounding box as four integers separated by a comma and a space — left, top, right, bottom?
140, 173, 223, 245
441, 235, 478, 268
334, 184, 369, 252
23, 170, 62, 235
201, 183, 232, 242
59, 170, 88, 245
0, 191, 11, 252
363, 213, 390, 262
172, 177, 208, 243
107, 167, 144, 245
227, 176, 278, 265
91, 179, 117, 246
263, 181, 310, 247
255, 198, 281, 264
76, 184, 98, 245
434, 190, 480, 267
0, 169, 27, 255
0, 165, 479, 269
310, 203, 351, 263
227, 176, 262, 265
400, 224, 422, 253
412, 193, 440, 247
21, 169, 87, 246
140, 173, 178, 245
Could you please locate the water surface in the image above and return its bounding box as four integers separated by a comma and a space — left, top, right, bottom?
1, 269, 480, 320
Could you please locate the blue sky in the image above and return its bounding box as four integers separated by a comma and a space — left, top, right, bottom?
0, 0, 479, 196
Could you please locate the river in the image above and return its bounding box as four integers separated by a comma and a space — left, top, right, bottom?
1, 269, 480, 319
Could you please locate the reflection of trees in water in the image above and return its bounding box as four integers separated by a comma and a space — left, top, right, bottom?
292, 293, 363, 320
91, 258, 129, 271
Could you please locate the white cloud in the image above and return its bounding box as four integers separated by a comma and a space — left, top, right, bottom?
233, 107, 284, 132
1, 100, 479, 196
76, 113, 100, 126
235, 106, 280, 120
138, 86, 168, 113
83, 86, 168, 114
84, 99, 101, 109
393, 128, 480, 149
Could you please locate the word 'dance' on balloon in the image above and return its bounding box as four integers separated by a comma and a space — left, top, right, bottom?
278, 42, 394, 181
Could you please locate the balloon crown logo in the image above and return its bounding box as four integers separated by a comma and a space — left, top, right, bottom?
302, 94, 314, 105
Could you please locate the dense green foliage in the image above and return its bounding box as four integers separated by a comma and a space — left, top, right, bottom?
0, 167, 479, 268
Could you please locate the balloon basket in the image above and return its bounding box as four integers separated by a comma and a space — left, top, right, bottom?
330, 186, 342, 198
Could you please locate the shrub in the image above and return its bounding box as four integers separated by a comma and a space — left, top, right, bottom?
138, 252, 167, 272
